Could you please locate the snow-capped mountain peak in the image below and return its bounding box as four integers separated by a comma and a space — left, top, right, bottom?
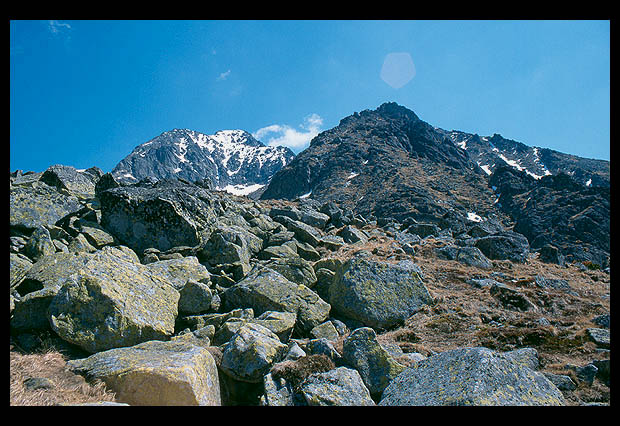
111, 128, 295, 196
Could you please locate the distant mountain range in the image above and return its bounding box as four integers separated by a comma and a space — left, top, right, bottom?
106, 102, 609, 266
111, 129, 295, 197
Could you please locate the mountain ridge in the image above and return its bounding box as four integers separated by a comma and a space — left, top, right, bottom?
111, 128, 295, 196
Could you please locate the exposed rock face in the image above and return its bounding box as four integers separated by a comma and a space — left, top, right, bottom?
299, 367, 375, 406
379, 347, 566, 406
67, 340, 221, 406
490, 166, 610, 267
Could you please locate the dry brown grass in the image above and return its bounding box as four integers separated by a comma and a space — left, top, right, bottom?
10, 345, 117, 406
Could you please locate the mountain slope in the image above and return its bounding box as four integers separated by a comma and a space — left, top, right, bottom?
112, 129, 295, 195
261, 102, 609, 266
261, 102, 508, 228
436, 129, 610, 187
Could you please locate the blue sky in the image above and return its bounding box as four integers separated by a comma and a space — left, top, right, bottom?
10, 20, 610, 173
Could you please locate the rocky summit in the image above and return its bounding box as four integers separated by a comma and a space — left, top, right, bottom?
111, 129, 294, 198
10, 102, 610, 406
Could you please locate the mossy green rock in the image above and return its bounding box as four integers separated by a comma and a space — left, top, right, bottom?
329, 257, 432, 329
379, 347, 565, 406
49, 250, 180, 353
67, 340, 221, 405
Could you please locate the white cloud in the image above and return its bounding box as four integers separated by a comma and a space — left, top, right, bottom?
253, 114, 323, 151
217, 69, 231, 81
48, 20, 71, 34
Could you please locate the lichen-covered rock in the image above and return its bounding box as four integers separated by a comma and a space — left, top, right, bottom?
264, 257, 317, 288
300, 367, 375, 406
145, 256, 210, 290
67, 340, 221, 406
11, 287, 58, 331
213, 311, 296, 346
341, 327, 406, 398
379, 347, 565, 406
99, 180, 223, 253
9, 253, 33, 289
222, 266, 330, 334
220, 323, 288, 383
22, 226, 56, 262
329, 256, 433, 329
10, 182, 83, 230
178, 279, 213, 314
40, 164, 99, 199
273, 215, 324, 247
49, 250, 180, 353
13, 251, 94, 296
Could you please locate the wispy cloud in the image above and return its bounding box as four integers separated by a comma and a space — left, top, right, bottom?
217, 69, 231, 81
253, 114, 324, 151
48, 20, 72, 35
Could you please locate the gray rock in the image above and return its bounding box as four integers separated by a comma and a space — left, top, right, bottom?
49, 249, 180, 353
261, 373, 296, 406
592, 313, 610, 329
220, 323, 288, 383
10, 182, 83, 230
503, 347, 539, 371
145, 256, 210, 291
342, 327, 406, 398
23, 227, 56, 262
475, 231, 530, 263
273, 215, 324, 247
337, 225, 368, 244
300, 367, 375, 406
67, 340, 220, 405
178, 280, 213, 314
264, 257, 317, 288
40, 164, 98, 199
329, 256, 433, 329
99, 180, 223, 253
586, 328, 610, 349
543, 373, 577, 391
9, 253, 33, 289
222, 266, 330, 335
310, 321, 340, 341
379, 347, 565, 406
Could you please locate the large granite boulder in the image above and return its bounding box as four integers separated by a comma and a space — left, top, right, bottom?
220, 323, 288, 383
10, 182, 83, 230
474, 231, 530, 263
40, 164, 100, 199
379, 347, 565, 406
341, 327, 407, 398
222, 265, 330, 335
329, 256, 433, 329
299, 367, 375, 406
144, 256, 210, 290
99, 180, 224, 253
48, 249, 180, 353
67, 340, 221, 405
